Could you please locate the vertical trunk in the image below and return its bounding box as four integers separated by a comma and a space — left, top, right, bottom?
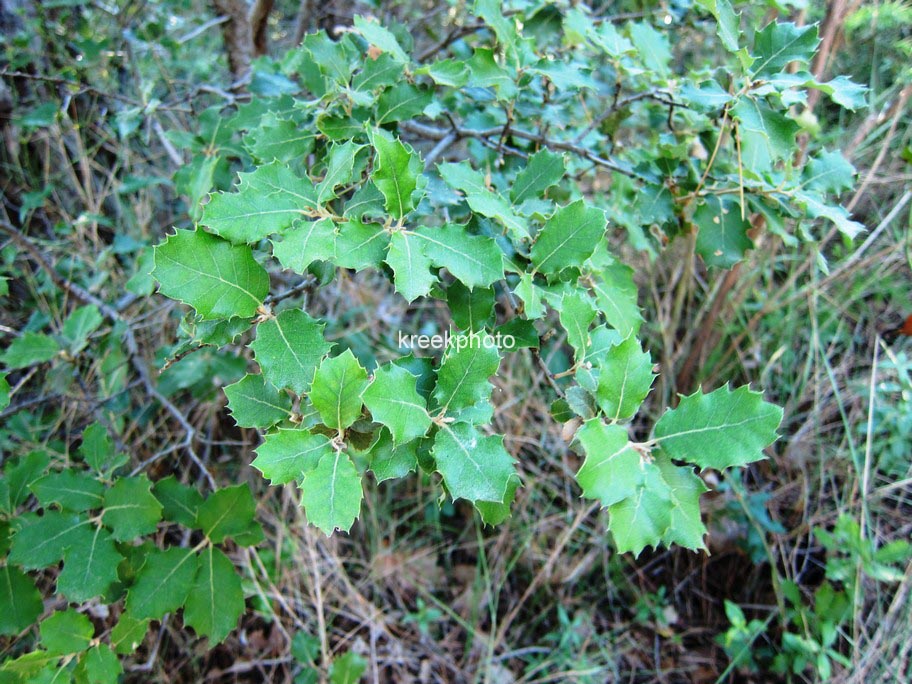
212, 0, 252, 84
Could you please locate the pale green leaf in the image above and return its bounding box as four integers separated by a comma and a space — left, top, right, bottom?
300, 451, 363, 534
432, 423, 515, 503
101, 475, 162, 541
61, 305, 103, 353
253, 429, 332, 484
74, 644, 121, 684
433, 342, 500, 417
272, 217, 338, 273
152, 476, 204, 527
595, 336, 655, 421
370, 128, 424, 219
655, 456, 708, 551
367, 428, 418, 482
558, 292, 596, 361
531, 200, 606, 274
1, 332, 59, 369
511, 149, 565, 203
250, 309, 331, 394
413, 225, 504, 289
310, 350, 369, 430
386, 232, 436, 302
224, 373, 292, 428
751, 22, 819, 76
9, 512, 90, 569
574, 419, 643, 506
375, 83, 431, 125
438, 161, 528, 238
363, 363, 431, 444
607, 472, 672, 557
316, 141, 362, 205
354, 15, 410, 62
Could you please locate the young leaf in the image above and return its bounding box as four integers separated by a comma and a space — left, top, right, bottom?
531, 200, 606, 274
310, 350, 369, 430
369, 128, 425, 219
594, 336, 655, 421
511, 149, 566, 203
413, 225, 504, 289
253, 429, 333, 484
197, 484, 259, 544
183, 546, 245, 644
607, 473, 672, 557
362, 363, 431, 444
386, 232, 436, 302
432, 423, 515, 503
39, 609, 93, 655
201, 162, 316, 243
354, 16, 410, 62
250, 310, 331, 394
126, 546, 198, 620
223, 373, 292, 428
0, 566, 43, 636
300, 451, 363, 534
152, 229, 269, 320
101, 475, 163, 541
654, 384, 783, 469
574, 419, 644, 506
58, 525, 123, 602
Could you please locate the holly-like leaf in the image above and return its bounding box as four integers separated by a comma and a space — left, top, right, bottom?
433, 342, 500, 417
694, 196, 754, 268
531, 200, 606, 274
438, 161, 528, 238
201, 162, 315, 243
253, 429, 333, 484
316, 141, 362, 205
511, 149, 565, 203
448, 282, 494, 332
432, 423, 515, 503
367, 428, 418, 482
589, 258, 643, 338
153, 229, 269, 320
197, 484, 259, 544
558, 292, 596, 361
375, 83, 431, 124
74, 644, 122, 684
732, 98, 800, 172
250, 310, 331, 395
300, 451, 363, 534
1, 332, 59, 369
595, 336, 655, 421
310, 350, 369, 430
61, 304, 103, 354
223, 373, 292, 428
363, 363, 431, 444
369, 128, 424, 219
751, 22, 819, 76
272, 218, 338, 273
655, 456, 708, 551
126, 546, 198, 620
654, 384, 783, 469
30, 470, 104, 512
183, 546, 244, 644
110, 614, 150, 655
354, 15, 410, 62
386, 232, 436, 302
101, 475, 163, 541
58, 525, 123, 602
8, 512, 90, 569
413, 225, 504, 289
802, 150, 856, 195
607, 473, 672, 557
39, 609, 93, 655
793, 190, 864, 239
699, 0, 740, 52
79, 422, 124, 474
0, 566, 43, 636
574, 419, 644, 506
153, 476, 204, 527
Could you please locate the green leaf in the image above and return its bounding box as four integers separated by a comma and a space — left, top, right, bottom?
101, 475, 162, 541
438, 161, 528, 238
589, 258, 643, 338
448, 282, 494, 332
654, 384, 783, 469
433, 342, 500, 417
655, 456, 708, 551
250, 310, 331, 395
0, 373, 8, 412
9, 512, 90, 569
607, 470, 672, 557
693, 196, 754, 269
79, 422, 124, 474
316, 141, 362, 205
475, 475, 521, 525
74, 644, 121, 684
731, 98, 799, 172
0, 566, 43, 636
629, 23, 671, 77
375, 83, 431, 125
386, 232, 436, 302
224, 373, 292, 428
751, 22, 819, 76
330, 651, 368, 684
531, 200, 606, 274
367, 428, 418, 482
110, 614, 150, 655
152, 476, 204, 527
802, 150, 856, 195
201, 162, 315, 243
126, 546, 198, 620
698, 0, 740, 52
197, 484, 259, 544
424, 59, 469, 87
58, 524, 123, 602
61, 305, 103, 353
253, 429, 332, 484
511, 149, 566, 203
39, 609, 93, 655
153, 229, 269, 320
363, 363, 431, 444
413, 225, 504, 289
244, 114, 315, 163
514, 273, 545, 319
310, 350, 369, 430
595, 336, 655, 421
183, 546, 244, 644
574, 420, 644, 506
30, 470, 104, 512
558, 292, 596, 361
1, 332, 59, 368
353, 53, 405, 92
793, 191, 864, 239
273, 217, 338, 273
370, 128, 425, 219
432, 423, 515, 503
354, 15, 410, 63
300, 451, 363, 534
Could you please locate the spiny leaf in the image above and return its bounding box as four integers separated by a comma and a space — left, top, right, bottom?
531, 200, 606, 274
433, 341, 500, 418
126, 546, 198, 620
223, 374, 292, 428
432, 423, 516, 503
367, 428, 418, 482
310, 350, 369, 430
58, 525, 123, 602
511, 149, 565, 203
316, 141, 363, 205
655, 456, 708, 551
693, 196, 754, 269
30, 470, 104, 512
558, 292, 596, 361
594, 336, 655, 421
197, 484, 260, 544
370, 128, 425, 219
386, 232, 436, 302
39, 609, 93, 655
201, 162, 316, 243
9, 512, 91, 570
253, 429, 333, 485
300, 451, 363, 534
362, 363, 431, 444
750, 22, 819, 76
101, 475, 162, 542
413, 225, 504, 289
654, 384, 783, 470
152, 476, 204, 528
354, 16, 410, 63
438, 161, 527, 238
152, 229, 269, 320
0, 566, 43, 636
574, 419, 644, 506
250, 309, 331, 395
272, 218, 337, 274
183, 546, 244, 644
1, 332, 59, 369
